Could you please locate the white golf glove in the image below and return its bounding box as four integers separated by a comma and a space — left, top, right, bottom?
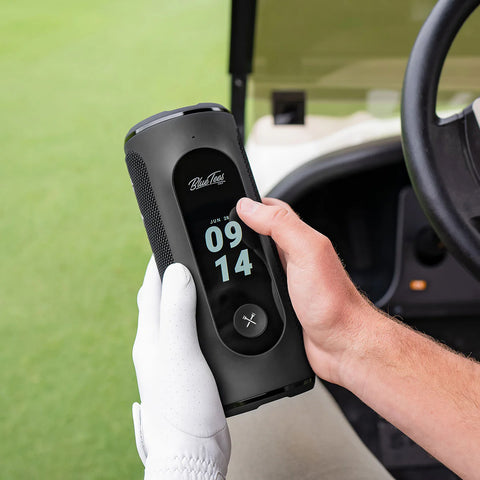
132, 257, 231, 479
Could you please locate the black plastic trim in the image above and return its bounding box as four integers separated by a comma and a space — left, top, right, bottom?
224, 376, 314, 417
229, 0, 257, 143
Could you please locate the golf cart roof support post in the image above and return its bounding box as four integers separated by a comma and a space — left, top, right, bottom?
229, 0, 257, 144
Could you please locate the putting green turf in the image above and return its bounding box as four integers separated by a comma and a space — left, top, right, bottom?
0, 1, 229, 478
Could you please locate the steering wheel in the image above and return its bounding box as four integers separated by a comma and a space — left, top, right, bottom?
402, 0, 480, 280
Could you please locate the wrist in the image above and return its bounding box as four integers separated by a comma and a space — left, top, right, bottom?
335, 304, 398, 394
307, 294, 390, 387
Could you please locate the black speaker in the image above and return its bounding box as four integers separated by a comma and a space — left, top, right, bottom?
124, 103, 314, 416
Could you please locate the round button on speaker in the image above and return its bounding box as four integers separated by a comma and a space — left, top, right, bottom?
233, 304, 268, 338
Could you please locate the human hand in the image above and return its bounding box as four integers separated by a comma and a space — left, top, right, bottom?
132, 257, 231, 480
238, 198, 480, 480
236, 197, 377, 385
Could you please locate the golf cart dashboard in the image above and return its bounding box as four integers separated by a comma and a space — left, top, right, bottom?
268, 137, 480, 321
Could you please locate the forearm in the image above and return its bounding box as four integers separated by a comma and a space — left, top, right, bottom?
338, 307, 480, 479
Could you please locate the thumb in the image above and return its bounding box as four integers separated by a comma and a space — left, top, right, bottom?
158, 263, 198, 353
236, 197, 325, 266
157, 263, 226, 437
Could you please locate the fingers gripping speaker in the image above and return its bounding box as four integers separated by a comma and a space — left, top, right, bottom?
126, 151, 173, 275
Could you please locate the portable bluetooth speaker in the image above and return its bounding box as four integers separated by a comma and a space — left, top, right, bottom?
124, 103, 314, 416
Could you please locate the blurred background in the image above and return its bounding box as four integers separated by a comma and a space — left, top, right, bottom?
0, 1, 229, 478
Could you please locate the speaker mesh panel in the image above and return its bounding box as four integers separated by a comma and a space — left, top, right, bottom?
126, 151, 173, 276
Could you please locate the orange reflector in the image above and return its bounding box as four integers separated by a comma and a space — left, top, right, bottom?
409, 279, 427, 291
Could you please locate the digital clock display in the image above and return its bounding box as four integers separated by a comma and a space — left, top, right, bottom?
173, 148, 283, 355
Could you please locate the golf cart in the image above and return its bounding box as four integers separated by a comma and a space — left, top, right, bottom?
229, 1, 480, 478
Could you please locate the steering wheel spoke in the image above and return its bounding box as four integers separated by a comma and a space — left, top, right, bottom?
433, 108, 480, 218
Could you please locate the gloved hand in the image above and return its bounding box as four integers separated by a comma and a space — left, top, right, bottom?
132, 257, 231, 480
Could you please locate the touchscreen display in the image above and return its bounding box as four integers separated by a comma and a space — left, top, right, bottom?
173, 148, 283, 355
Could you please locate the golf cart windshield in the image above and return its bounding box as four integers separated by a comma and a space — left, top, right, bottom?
248, 0, 480, 133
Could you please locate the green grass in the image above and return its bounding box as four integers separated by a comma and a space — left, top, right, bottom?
0, 1, 229, 478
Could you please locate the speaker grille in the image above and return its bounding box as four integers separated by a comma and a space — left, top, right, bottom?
126, 151, 173, 276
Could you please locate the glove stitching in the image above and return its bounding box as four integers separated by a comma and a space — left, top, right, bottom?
177, 455, 215, 467
146, 455, 222, 479
146, 469, 219, 480
157, 409, 229, 439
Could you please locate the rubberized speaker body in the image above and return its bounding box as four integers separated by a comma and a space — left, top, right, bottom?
124, 103, 314, 416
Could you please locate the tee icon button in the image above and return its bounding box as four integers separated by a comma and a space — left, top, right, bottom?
233, 304, 268, 338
